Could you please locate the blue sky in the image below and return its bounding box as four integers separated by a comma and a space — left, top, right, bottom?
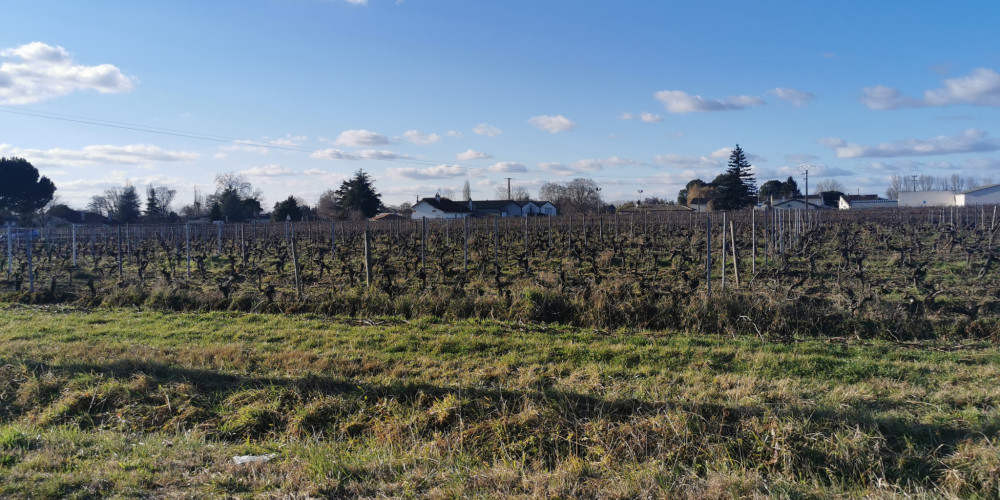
2, 0, 999, 210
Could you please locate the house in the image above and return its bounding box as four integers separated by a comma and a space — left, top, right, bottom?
533, 201, 557, 216
517, 201, 542, 216
955, 184, 1000, 206
370, 212, 409, 222
411, 195, 472, 219
772, 198, 826, 210
688, 197, 714, 212
839, 195, 897, 210
898, 191, 957, 207
468, 200, 523, 217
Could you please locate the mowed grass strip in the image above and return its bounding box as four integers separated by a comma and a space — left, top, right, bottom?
1, 304, 1000, 498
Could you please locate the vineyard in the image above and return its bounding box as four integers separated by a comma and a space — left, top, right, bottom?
3, 206, 999, 339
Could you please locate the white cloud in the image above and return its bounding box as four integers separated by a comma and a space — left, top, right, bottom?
387, 164, 466, 180
538, 162, 575, 175
620, 112, 664, 122
489, 161, 528, 173
221, 140, 269, 155
861, 68, 1000, 110
473, 123, 503, 137
304, 168, 326, 176
640, 112, 663, 123
345, 0, 367, 4
403, 130, 442, 145
0, 42, 136, 105
654, 90, 764, 113
528, 115, 576, 133
819, 129, 1000, 158
311, 148, 357, 160
456, 149, 492, 161
239, 164, 295, 177
770, 87, 815, 107
0, 143, 198, 168
572, 156, 643, 172
652, 147, 739, 171
358, 149, 410, 160
310, 148, 410, 161
334, 129, 391, 147
446, 130, 463, 137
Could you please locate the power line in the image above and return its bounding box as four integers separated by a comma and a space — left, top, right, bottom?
0, 105, 697, 188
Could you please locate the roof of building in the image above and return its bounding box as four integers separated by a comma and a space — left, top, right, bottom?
842, 194, 881, 202
773, 198, 826, 208
960, 183, 1000, 194
844, 199, 897, 207
370, 212, 408, 221
471, 199, 521, 210
417, 197, 471, 213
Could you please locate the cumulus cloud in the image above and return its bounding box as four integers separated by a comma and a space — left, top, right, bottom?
488, 162, 528, 173
538, 162, 576, 175
654, 90, 764, 113
333, 129, 391, 147
770, 87, 815, 107
620, 112, 664, 122
0, 143, 198, 168
653, 147, 734, 169
403, 130, 442, 145
861, 68, 1000, 110
310, 148, 410, 161
0, 42, 136, 104
473, 123, 502, 136
818, 129, 1000, 158
528, 115, 576, 133
239, 164, 295, 177
387, 164, 466, 180
456, 149, 492, 161
572, 156, 643, 172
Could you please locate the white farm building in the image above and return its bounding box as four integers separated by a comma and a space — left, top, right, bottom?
896, 184, 1000, 207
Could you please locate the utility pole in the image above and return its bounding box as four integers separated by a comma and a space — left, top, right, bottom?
799, 164, 812, 209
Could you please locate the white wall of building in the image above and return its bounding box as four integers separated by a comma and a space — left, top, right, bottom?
959, 184, 1000, 206
410, 201, 469, 219
898, 191, 956, 207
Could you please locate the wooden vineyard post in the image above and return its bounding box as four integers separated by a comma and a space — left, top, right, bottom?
721, 212, 726, 290
583, 214, 587, 246
524, 215, 528, 253
706, 216, 712, 298
421, 218, 427, 275
185, 223, 191, 279
290, 223, 303, 300
72, 224, 77, 267
751, 210, 756, 275
216, 221, 223, 256
363, 221, 372, 288
5, 223, 12, 280
331, 221, 337, 258
730, 220, 740, 288
26, 232, 34, 293
464, 217, 469, 270
117, 225, 123, 280
548, 214, 552, 249
494, 217, 500, 263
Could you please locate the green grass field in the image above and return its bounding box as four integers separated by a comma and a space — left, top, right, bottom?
2, 304, 1000, 498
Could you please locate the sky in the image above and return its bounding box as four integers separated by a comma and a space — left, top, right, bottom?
1, 0, 999, 211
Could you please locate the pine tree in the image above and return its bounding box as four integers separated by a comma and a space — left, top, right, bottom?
713, 144, 757, 210
335, 169, 382, 218
145, 185, 161, 219
117, 184, 142, 223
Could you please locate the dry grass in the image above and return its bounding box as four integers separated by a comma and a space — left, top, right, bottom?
2, 305, 1000, 498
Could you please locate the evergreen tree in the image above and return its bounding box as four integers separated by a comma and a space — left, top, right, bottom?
272, 196, 303, 222
335, 169, 382, 218
0, 157, 56, 218
208, 201, 224, 221
713, 145, 757, 210
145, 185, 161, 219
117, 185, 142, 223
